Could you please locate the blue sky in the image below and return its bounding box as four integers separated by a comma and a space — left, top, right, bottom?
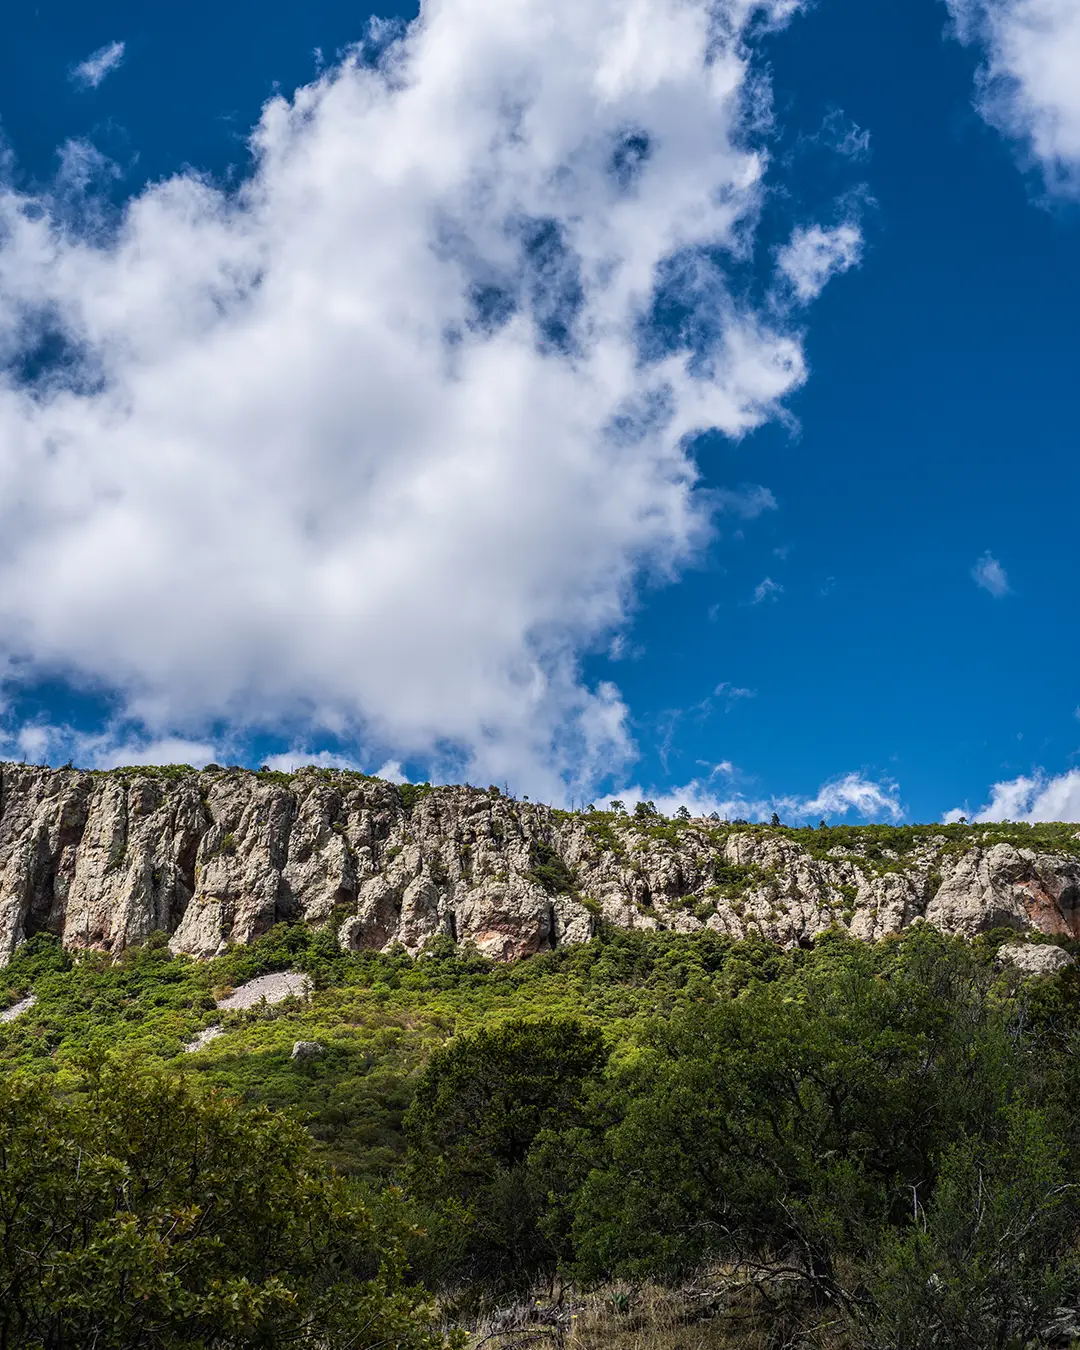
0, 0, 1078, 823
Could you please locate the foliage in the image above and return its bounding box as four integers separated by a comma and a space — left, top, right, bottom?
404, 1016, 605, 1289
398, 781, 434, 812
858, 1106, 1080, 1350
6, 921, 1080, 1341
0, 1059, 454, 1349
527, 839, 577, 895
1, 932, 72, 1001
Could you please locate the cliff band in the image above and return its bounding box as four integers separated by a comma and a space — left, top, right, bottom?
1, 764, 1078, 965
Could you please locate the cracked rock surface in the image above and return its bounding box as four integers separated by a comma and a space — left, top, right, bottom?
1, 764, 1078, 966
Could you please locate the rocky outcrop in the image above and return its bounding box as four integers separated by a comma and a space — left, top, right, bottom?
997, 942, 1076, 977
1, 763, 1079, 965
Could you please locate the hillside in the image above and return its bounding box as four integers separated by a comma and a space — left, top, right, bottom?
4, 920, 1080, 1348
1, 763, 1079, 966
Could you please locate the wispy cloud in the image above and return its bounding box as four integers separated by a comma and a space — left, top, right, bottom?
820, 109, 872, 161
70, 40, 125, 90
4, 720, 220, 769
752, 577, 784, 604
972, 550, 1010, 597
776, 222, 863, 303
263, 748, 363, 773
618, 771, 904, 824
945, 0, 1080, 196
714, 682, 757, 709
945, 768, 1080, 823
713, 485, 778, 520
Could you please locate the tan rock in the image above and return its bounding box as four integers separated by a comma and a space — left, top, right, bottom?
3, 764, 1080, 967
997, 943, 1075, 977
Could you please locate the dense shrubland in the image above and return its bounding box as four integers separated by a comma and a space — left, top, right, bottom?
0, 1059, 451, 1349
4, 918, 1080, 1346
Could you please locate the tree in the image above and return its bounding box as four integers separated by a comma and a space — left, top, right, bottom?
404, 1016, 606, 1289
770, 812, 781, 828
0, 1060, 452, 1350
675, 806, 691, 821
609, 799, 626, 814
567, 931, 1026, 1288
857, 1107, 1080, 1350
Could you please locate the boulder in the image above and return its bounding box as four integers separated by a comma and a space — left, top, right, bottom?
997, 943, 1075, 977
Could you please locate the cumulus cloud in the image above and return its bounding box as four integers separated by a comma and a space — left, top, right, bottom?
262, 749, 361, 773
0, 0, 857, 800
775, 222, 863, 303
946, 0, 1080, 194
945, 768, 1080, 822
70, 40, 125, 90
3, 721, 219, 769
752, 577, 784, 604
972, 550, 1010, 597
618, 770, 903, 822
793, 773, 904, 821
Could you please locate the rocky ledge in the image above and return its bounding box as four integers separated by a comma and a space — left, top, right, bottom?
1, 763, 1079, 966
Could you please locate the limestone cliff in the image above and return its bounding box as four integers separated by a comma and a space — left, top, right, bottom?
1, 763, 1078, 965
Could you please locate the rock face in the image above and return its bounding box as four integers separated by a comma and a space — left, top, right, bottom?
215, 971, 311, 1010
0, 993, 37, 1022
997, 943, 1076, 977
183, 1025, 224, 1054
1, 764, 1079, 966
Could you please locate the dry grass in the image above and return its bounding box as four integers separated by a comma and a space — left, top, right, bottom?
461, 1272, 845, 1350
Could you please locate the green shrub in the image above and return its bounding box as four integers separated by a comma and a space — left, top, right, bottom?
0, 1060, 455, 1349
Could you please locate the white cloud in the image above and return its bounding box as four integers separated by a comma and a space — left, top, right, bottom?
945, 0, 1080, 194
790, 772, 904, 821
3, 721, 220, 768
972, 550, 1010, 597
0, 0, 856, 801
713, 681, 756, 708
775, 222, 863, 303
0, 720, 416, 778
373, 758, 410, 784
712, 483, 777, 519
617, 770, 903, 822
822, 111, 872, 161
12, 725, 57, 763
752, 576, 784, 604
70, 40, 126, 90
262, 748, 363, 773
946, 768, 1080, 822
87, 737, 221, 769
